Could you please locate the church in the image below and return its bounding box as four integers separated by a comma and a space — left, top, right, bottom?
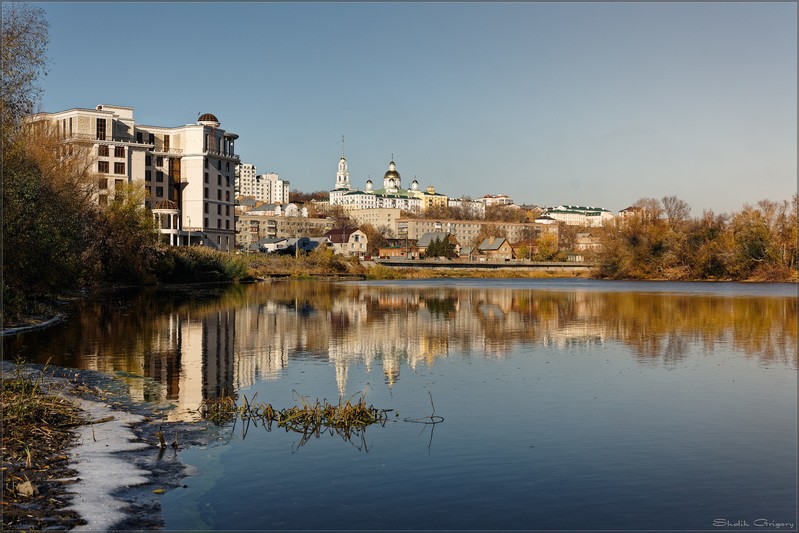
329, 139, 446, 213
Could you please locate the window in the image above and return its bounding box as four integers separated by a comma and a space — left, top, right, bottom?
98, 161, 109, 173
204, 173, 209, 184
204, 203, 208, 214
155, 186, 163, 197
156, 171, 164, 182
163, 135, 170, 152
217, 220, 221, 229
146, 155, 152, 166
226, 220, 230, 230
145, 186, 151, 196
156, 156, 163, 167
204, 158, 208, 169
96, 118, 106, 140
114, 162, 125, 174
98, 178, 108, 189
217, 160, 221, 170
217, 190, 221, 200
114, 146, 124, 158
99, 195, 108, 207
217, 204, 221, 215
225, 205, 230, 216
204, 216, 208, 227
226, 162, 230, 172
145, 170, 151, 180
204, 188, 209, 199
136, 131, 143, 143
98, 145, 109, 157
148, 133, 154, 145
217, 175, 222, 186
226, 191, 230, 202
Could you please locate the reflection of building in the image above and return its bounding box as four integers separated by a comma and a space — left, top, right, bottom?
167, 309, 236, 421
39, 284, 770, 419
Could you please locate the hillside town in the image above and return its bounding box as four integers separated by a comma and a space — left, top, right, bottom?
28, 105, 640, 263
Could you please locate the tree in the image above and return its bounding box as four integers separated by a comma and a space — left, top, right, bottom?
360, 223, 387, 256
1, 2, 49, 141
425, 237, 455, 258
326, 205, 356, 230
661, 195, 691, 226
90, 183, 159, 284
534, 232, 559, 261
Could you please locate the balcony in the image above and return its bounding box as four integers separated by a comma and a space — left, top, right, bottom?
66, 132, 155, 147
205, 148, 240, 161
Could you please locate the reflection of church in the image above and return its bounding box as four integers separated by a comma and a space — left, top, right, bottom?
107, 286, 613, 415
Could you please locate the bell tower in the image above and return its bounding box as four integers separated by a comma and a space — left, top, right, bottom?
335, 135, 350, 190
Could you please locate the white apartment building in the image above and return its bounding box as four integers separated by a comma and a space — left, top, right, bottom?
447, 197, 486, 218
235, 163, 259, 197
542, 205, 615, 227
235, 165, 290, 205
28, 105, 239, 251
480, 194, 514, 207
260, 172, 290, 205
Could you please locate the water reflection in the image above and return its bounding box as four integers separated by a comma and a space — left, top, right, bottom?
4, 281, 796, 421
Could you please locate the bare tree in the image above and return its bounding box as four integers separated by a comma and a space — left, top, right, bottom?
661, 195, 691, 224
1, 2, 49, 139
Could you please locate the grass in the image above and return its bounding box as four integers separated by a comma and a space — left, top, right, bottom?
198, 389, 394, 450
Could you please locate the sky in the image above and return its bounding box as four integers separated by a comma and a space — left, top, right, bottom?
36, 2, 796, 215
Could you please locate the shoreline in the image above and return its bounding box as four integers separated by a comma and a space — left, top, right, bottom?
1, 361, 218, 531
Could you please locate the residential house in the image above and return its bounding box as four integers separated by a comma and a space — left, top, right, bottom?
248, 237, 289, 254
281, 237, 332, 255
324, 228, 368, 257
459, 245, 481, 261
478, 237, 514, 260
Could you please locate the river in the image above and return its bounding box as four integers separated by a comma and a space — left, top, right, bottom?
3, 279, 796, 530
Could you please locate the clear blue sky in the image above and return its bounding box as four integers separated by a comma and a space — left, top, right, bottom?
38, 2, 796, 214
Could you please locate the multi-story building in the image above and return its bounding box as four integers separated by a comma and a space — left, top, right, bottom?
480, 194, 514, 207
235, 163, 260, 198
260, 172, 290, 205
28, 105, 239, 251
396, 218, 557, 247
542, 205, 614, 227
346, 208, 403, 236
235, 165, 290, 205
235, 213, 333, 249
447, 197, 486, 219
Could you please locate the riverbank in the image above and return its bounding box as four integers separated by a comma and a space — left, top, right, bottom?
1, 361, 218, 531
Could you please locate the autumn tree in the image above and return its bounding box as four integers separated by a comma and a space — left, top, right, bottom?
360, 223, 388, 256
1, 2, 49, 141
534, 232, 560, 261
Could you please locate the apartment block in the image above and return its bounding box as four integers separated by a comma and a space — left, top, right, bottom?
396, 218, 557, 247
28, 105, 240, 251
236, 164, 290, 205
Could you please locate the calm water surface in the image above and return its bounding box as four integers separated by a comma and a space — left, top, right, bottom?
4, 279, 797, 530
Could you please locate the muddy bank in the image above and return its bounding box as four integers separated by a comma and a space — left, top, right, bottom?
2, 361, 223, 531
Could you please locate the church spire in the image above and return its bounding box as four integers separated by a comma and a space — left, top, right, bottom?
335, 136, 350, 190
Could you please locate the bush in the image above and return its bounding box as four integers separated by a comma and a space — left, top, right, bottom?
155, 247, 250, 283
